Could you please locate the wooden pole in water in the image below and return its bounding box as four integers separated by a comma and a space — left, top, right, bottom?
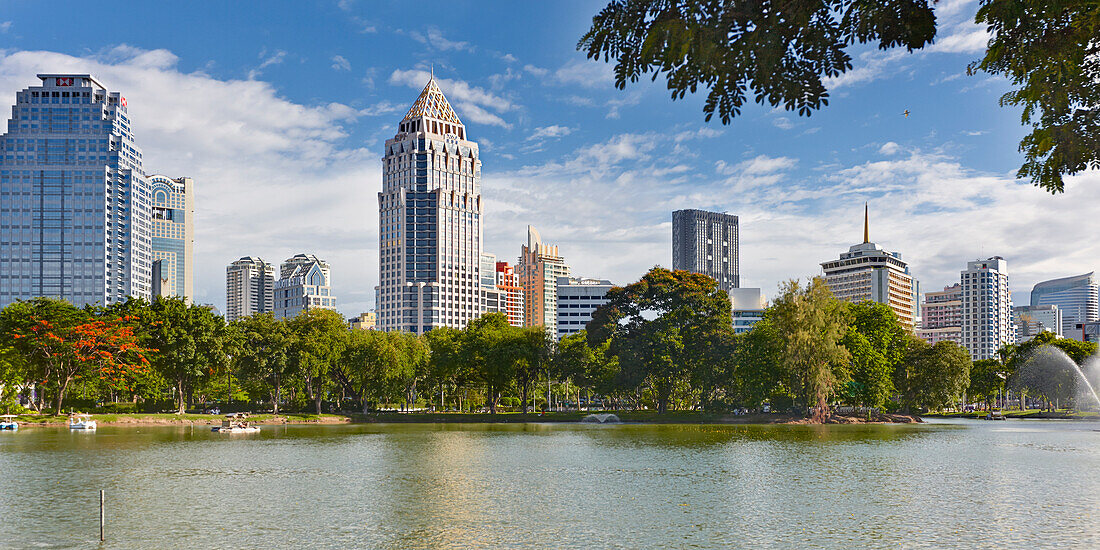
99, 489, 105, 541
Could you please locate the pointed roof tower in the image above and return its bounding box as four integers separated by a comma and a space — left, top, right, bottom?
403, 74, 462, 125
863, 202, 870, 243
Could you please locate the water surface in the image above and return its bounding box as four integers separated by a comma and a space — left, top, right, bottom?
2, 419, 1098, 548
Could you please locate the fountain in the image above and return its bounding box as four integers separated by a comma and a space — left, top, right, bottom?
1015, 345, 1100, 410
580, 413, 621, 424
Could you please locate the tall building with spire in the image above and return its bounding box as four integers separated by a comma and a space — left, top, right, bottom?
821, 204, 917, 328
0, 74, 152, 308
377, 74, 482, 333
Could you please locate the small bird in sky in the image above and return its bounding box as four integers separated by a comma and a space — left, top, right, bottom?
902, 109, 910, 118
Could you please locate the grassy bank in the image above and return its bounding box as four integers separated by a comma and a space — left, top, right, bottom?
924, 409, 1100, 420
8, 413, 352, 426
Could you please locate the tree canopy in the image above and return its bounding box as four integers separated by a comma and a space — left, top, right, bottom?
580, 0, 1100, 193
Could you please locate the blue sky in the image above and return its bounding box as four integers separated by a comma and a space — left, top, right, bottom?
2, 0, 1097, 316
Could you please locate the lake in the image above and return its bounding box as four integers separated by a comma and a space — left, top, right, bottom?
2, 419, 1099, 548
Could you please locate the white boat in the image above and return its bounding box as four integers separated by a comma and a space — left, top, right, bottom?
69, 414, 97, 430
212, 413, 260, 434
0, 415, 17, 430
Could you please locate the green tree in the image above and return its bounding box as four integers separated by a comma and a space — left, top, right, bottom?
580, 0, 1100, 193
0, 298, 88, 412
147, 297, 230, 414
840, 301, 907, 408
461, 313, 515, 414
767, 278, 850, 419
343, 330, 408, 411
895, 338, 971, 412
424, 326, 467, 410
233, 313, 291, 413
511, 327, 552, 413
968, 359, 1008, 410
286, 309, 347, 415
1005, 331, 1097, 410
733, 318, 787, 410
588, 267, 732, 413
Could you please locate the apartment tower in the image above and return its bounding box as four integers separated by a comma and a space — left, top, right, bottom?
225, 256, 275, 321
148, 174, 194, 302
518, 225, 570, 330
961, 257, 1013, 360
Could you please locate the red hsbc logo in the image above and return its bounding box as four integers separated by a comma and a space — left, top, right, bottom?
120, 97, 127, 107
55, 77, 74, 86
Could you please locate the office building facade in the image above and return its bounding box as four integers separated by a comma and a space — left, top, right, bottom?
820, 206, 916, 328
225, 256, 275, 321
518, 225, 570, 331
0, 74, 152, 308
556, 276, 613, 339
961, 257, 1013, 360
1012, 304, 1062, 342
274, 254, 335, 319
917, 283, 963, 345
348, 311, 377, 330
377, 75, 482, 334
672, 209, 739, 291
148, 174, 194, 302
1030, 273, 1099, 340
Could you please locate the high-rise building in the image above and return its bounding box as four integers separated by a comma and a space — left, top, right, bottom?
1012, 304, 1062, 342
274, 254, 335, 319
672, 209, 739, 291
556, 276, 613, 339
728, 287, 766, 335
1030, 273, 1099, 340
961, 257, 1013, 360
495, 261, 524, 327
225, 256, 275, 321
820, 204, 916, 328
518, 225, 570, 331
377, 75, 482, 334
148, 174, 194, 302
0, 74, 152, 308
917, 283, 963, 345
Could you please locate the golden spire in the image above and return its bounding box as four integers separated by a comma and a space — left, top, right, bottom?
863, 202, 870, 243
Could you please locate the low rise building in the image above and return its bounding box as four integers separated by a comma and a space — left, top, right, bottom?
1013, 304, 1062, 342
348, 312, 376, 330
917, 283, 963, 345
555, 276, 613, 339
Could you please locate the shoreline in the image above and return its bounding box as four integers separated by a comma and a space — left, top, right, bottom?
5, 411, 922, 427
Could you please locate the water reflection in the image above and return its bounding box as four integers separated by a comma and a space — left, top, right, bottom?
2, 421, 1099, 549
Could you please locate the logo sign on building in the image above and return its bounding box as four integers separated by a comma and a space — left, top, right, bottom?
55, 77, 74, 86
120, 97, 127, 107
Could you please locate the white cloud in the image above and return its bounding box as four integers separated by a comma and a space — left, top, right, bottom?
526, 125, 573, 141
773, 117, 794, 130
523, 64, 548, 77
330, 55, 351, 71
409, 27, 474, 52
928, 22, 990, 54
388, 69, 514, 128
359, 100, 403, 117
0, 21, 12, 33
553, 59, 614, 89
248, 49, 286, 79
0, 47, 381, 315
879, 141, 901, 155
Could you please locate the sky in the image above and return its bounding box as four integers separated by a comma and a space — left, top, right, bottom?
1, 0, 1097, 316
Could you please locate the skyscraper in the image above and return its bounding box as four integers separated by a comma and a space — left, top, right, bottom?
274, 253, 335, 319
820, 205, 916, 328
377, 75, 482, 334
148, 174, 194, 302
225, 256, 274, 321
961, 257, 1013, 360
1030, 273, 1099, 340
672, 209, 739, 291
1012, 304, 1062, 342
0, 74, 152, 308
518, 225, 570, 331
